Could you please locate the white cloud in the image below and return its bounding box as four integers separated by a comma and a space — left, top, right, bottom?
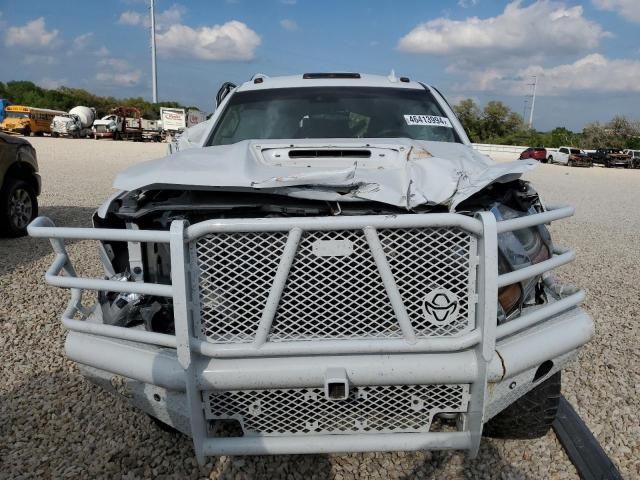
97, 57, 131, 71
23, 54, 56, 65
95, 70, 141, 87
95, 46, 110, 57
72, 32, 93, 51
156, 20, 261, 61
40, 77, 68, 89
592, 0, 640, 23
457, 0, 478, 8
459, 54, 640, 95
118, 3, 186, 30
156, 3, 186, 27
5, 17, 59, 50
96, 56, 141, 87
279, 19, 298, 31
398, 1, 607, 63
280, 0, 297, 4
118, 10, 144, 27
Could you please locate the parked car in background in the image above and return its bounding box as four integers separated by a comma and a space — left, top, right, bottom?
519, 147, 548, 163
0, 133, 40, 236
588, 148, 632, 168
548, 147, 591, 167
622, 149, 640, 168
567, 149, 592, 168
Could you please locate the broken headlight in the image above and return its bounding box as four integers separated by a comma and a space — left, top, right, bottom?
493, 204, 552, 321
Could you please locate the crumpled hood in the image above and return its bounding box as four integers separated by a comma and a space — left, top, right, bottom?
114, 138, 537, 211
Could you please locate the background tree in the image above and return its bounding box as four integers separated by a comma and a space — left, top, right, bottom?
453, 99, 482, 141
0, 80, 200, 119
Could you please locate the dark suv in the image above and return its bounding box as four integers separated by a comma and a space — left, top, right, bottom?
0, 133, 40, 236
588, 148, 632, 168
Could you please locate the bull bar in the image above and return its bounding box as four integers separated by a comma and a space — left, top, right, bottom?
28, 204, 593, 464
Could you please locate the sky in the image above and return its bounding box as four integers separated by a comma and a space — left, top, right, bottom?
0, 0, 639, 131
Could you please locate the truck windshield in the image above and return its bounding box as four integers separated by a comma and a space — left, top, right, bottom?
209, 87, 460, 146
570, 149, 581, 154
7, 111, 29, 119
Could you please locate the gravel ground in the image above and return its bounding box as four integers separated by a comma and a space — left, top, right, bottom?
1, 137, 638, 479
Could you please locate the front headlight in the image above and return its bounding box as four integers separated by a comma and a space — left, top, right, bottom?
493, 204, 552, 319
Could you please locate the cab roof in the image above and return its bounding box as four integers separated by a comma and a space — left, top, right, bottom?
235, 73, 427, 92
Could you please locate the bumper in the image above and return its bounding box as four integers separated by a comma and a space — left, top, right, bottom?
68, 305, 592, 456
28, 204, 591, 462
1, 126, 28, 135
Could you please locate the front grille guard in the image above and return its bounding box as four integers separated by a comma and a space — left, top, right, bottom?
28, 205, 584, 462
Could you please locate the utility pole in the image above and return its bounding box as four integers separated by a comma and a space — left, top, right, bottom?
527, 75, 537, 129
150, 0, 158, 103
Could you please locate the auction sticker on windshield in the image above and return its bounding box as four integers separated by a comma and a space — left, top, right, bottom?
404, 115, 452, 128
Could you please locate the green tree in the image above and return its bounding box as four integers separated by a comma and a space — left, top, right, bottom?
0, 80, 198, 120
453, 99, 482, 141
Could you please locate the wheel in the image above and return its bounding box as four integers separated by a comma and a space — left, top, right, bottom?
568, 160, 575, 167
0, 178, 38, 237
605, 161, 611, 168
22, 126, 31, 137
547, 155, 553, 164
483, 372, 561, 439
52, 132, 59, 138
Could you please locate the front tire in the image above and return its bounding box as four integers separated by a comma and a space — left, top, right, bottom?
483, 372, 561, 439
548, 155, 554, 164
0, 178, 38, 237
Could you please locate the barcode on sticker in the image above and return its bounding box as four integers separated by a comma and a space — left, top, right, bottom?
404, 115, 452, 127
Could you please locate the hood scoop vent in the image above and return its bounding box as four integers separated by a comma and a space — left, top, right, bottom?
288, 149, 371, 159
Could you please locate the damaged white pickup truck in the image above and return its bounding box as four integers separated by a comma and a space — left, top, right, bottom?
29, 73, 593, 463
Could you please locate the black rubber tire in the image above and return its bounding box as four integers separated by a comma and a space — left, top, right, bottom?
0, 177, 39, 237
548, 155, 553, 164
22, 126, 31, 137
483, 372, 561, 439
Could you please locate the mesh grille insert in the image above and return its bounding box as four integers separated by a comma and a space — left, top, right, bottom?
206, 384, 469, 436
194, 227, 475, 343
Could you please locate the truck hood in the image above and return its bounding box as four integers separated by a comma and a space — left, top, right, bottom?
114, 138, 537, 211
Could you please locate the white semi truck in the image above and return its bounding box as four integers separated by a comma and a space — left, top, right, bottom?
50, 106, 96, 138
93, 106, 143, 141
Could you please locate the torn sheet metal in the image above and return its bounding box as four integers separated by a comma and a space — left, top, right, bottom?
114, 138, 537, 211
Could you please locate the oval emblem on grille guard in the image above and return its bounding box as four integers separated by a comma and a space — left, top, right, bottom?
422, 288, 459, 325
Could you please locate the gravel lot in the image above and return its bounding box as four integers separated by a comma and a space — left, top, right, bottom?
1, 137, 638, 479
